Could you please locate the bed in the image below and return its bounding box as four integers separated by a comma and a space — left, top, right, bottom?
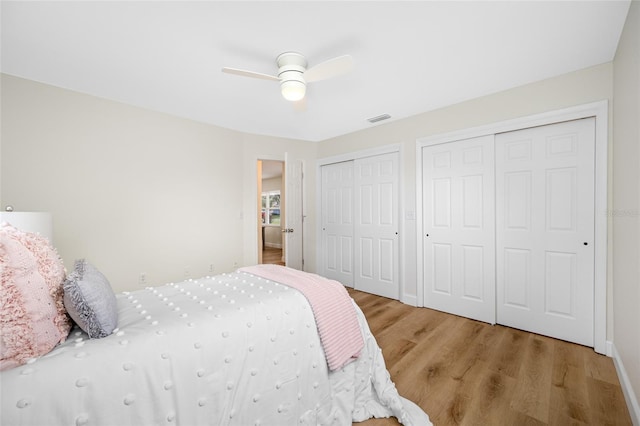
0, 224, 430, 425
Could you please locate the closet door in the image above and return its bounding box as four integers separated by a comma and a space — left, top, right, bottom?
495, 118, 595, 346
354, 152, 400, 299
320, 161, 355, 286
422, 135, 496, 323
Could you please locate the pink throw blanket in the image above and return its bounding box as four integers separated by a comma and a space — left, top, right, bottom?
238, 265, 364, 371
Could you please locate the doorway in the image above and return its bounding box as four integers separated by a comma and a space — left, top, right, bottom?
258, 160, 285, 266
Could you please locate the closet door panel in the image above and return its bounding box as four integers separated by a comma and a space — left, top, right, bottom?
503, 248, 531, 308
422, 135, 496, 324
461, 244, 484, 300
432, 243, 453, 295
321, 161, 355, 286
496, 118, 595, 346
504, 171, 532, 230
359, 237, 374, 279
354, 152, 400, 299
432, 178, 452, 228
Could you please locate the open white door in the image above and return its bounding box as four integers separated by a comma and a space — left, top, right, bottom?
284, 157, 304, 270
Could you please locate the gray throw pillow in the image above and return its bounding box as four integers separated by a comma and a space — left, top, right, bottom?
63, 259, 118, 338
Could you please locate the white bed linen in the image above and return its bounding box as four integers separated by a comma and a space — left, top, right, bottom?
1, 271, 431, 425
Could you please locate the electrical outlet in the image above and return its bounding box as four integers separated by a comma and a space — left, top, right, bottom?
139, 273, 147, 285
209, 263, 215, 273
184, 266, 190, 279
233, 261, 238, 270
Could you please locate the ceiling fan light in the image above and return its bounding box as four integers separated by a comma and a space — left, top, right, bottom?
281, 80, 306, 101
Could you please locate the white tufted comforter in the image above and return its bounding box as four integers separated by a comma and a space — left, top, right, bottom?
1, 270, 431, 425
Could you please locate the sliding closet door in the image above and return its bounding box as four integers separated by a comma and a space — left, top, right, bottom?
320, 161, 354, 286
354, 152, 400, 299
495, 118, 595, 346
422, 135, 496, 324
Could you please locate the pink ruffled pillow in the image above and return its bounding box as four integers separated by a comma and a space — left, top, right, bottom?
0, 223, 71, 371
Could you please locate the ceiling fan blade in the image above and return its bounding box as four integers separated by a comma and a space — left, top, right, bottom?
221, 67, 280, 82
304, 55, 354, 83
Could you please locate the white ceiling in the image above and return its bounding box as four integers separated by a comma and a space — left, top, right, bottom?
1, 1, 630, 142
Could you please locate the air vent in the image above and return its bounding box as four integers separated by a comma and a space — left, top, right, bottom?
367, 114, 391, 124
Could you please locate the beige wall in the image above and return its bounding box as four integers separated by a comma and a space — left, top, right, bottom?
261, 176, 282, 192
0, 74, 315, 292
613, 0, 640, 419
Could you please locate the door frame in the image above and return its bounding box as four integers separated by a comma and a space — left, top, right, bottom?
316, 143, 405, 298
416, 100, 608, 354
256, 157, 284, 265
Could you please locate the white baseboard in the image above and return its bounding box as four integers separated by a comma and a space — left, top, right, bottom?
612, 342, 640, 425
607, 340, 614, 357
264, 243, 282, 249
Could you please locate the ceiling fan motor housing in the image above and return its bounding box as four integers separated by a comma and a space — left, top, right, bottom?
277, 52, 307, 101
221, 51, 353, 103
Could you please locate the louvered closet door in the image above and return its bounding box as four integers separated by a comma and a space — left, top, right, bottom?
422, 135, 496, 323
354, 152, 399, 299
495, 118, 595, 346
321, 161, 355, 286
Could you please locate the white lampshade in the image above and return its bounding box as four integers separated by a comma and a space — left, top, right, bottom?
1, 211, 53, 243
279, 67, 306, 102
281, 80, 306, 101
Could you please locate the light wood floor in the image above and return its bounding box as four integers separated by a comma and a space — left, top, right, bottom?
348, 288, 632, 426
262, 246, 285, 266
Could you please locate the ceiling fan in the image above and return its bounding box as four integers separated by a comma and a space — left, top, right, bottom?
221, 52, 354, 102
